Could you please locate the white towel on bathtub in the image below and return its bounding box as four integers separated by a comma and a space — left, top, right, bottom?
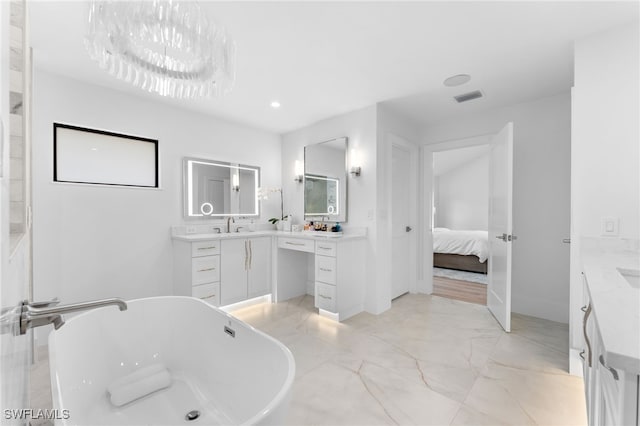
107, 363, 172, 407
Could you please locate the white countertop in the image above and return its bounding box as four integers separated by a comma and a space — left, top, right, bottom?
172, 229, 367, 242
581, 238, 640, 374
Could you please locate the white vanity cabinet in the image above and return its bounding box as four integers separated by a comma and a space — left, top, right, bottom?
275, 235, 365, 321
220, 237, 271, 306
312, 238, 365, 321
172, 240, 221, 306
174, 231, 366, 321
582, 274, 640, 426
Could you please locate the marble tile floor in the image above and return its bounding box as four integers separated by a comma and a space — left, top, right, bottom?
233, 294, 587, 426
28, 293, 587, 425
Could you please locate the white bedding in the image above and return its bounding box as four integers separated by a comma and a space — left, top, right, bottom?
433, 228, 489, 263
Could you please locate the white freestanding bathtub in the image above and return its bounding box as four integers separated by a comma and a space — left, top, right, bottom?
48, 296, 295, 425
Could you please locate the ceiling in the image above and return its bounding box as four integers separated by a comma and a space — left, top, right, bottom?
433, 144, 490, 176
29, 1, 639, 134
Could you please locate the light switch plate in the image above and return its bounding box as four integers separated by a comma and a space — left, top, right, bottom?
601, 217, 619, 236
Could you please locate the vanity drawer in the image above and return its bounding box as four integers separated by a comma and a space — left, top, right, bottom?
192, 283, 220, 306
192, 240, 221, 257
315, 255, 337, 285
278, 237, 315, 253
191, 255, 220, 285
315, 282, 336, 312
315, 241, 337, 257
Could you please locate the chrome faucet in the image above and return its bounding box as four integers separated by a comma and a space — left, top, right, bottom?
226, 216, 235, 233
19, 297, 127, 335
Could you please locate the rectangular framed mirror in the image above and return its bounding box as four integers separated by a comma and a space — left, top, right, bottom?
183, 157, 260, 218
304, 137, 348, 222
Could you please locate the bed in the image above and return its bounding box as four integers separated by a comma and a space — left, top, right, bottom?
433, 228, 488, 274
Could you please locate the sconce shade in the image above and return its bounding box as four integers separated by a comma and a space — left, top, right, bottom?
294, 160, 304, 183
350, 149, 362, 177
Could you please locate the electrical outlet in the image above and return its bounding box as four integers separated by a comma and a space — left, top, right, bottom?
601, 217, 619, 236
186, 226, 197, 234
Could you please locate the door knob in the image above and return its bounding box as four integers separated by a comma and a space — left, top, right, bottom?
495, 233, 508, 242
562, 238, 571, 244
405, 226, 412, 232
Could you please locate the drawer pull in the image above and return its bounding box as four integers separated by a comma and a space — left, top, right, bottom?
598, 355, 619, 380
319, 294, 332, 300
318, 247, 331, 250
286, 242, 305, 246
197, 246, 217, 250
200, 294, 217, 299
197, 267, 216, 272
319, 267, 332, 272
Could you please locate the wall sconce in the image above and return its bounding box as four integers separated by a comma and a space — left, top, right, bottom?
232, 173, 240, 192
294, 160, 304, 183
350, 148, 362, 177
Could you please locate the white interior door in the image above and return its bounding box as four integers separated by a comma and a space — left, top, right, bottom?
391, 144, 411, 299
487, 122, 514, 332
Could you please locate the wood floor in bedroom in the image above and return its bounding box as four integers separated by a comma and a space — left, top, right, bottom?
433, 276, 487, 305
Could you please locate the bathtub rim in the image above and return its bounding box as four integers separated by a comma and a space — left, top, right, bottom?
48, 295, 296, 426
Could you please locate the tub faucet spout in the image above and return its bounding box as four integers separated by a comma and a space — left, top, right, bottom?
19, 297, 127, 335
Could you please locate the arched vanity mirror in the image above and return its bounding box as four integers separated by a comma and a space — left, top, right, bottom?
183, 157, 260, 218
304, 137, 348, 222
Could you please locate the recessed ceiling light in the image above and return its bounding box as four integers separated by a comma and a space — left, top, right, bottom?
270, 101, 281, 108
443, 74, 471, 87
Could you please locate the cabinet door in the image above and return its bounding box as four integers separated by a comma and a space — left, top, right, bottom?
589, 323, 604, 426
220, 239, 248, 305
247, 237, 272, 298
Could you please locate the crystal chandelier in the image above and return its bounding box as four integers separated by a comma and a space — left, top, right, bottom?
85, 1, 235, 98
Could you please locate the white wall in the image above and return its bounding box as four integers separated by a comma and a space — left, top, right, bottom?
569, 22, 639, 366
435, 153, 488, 230
423, 92, 572, 323
281, 106, 376, 230
572, 23, 639, 240
281, 104, 420, 314
281, 106, 382, 310
376, 105, 421, 306
32, 71, 281, 343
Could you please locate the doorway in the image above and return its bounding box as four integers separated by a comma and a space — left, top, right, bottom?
432, 144, 490, 305
422, 123, 514, 332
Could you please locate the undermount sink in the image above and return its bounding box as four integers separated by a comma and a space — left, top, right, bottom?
617, 267, 640, 289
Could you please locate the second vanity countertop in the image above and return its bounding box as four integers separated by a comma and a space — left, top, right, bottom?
581, 238, 640, 375
172, 229, 367, 242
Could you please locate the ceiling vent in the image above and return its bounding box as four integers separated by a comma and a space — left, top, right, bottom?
454, 90, 483, 103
